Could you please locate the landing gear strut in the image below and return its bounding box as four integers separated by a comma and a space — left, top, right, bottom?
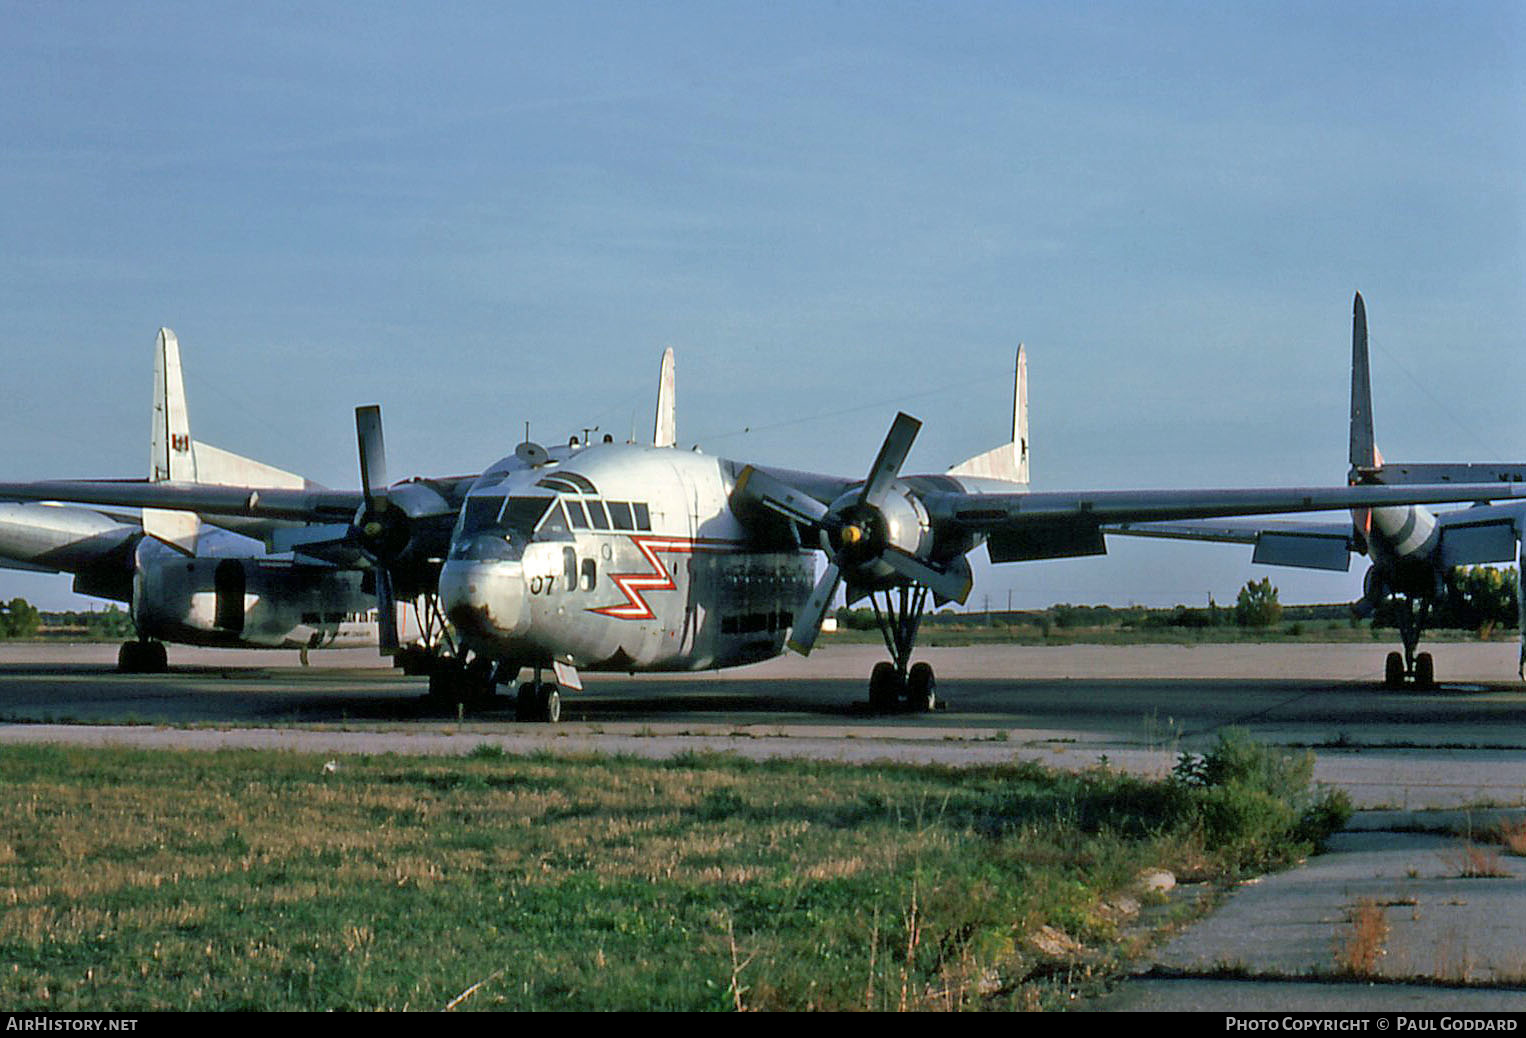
865, 585, 937, 713
390, 590, 511, 711
1383, 596, 1435, 690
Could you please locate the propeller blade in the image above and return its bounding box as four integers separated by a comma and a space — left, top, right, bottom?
734, 466, 831, 527
881, 548, 973, 605
859, 412, 921, 508
787, 561, 841, 656
355, 405, 389, 508
374, 565, 399, 652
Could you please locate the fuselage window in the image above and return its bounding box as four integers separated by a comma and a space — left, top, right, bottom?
633, 502, 651, 531
580, 558, 597, 591
607, 501, 634, 531
585, 500, 610, 530
563, 547, 578, 592
564, 499, 589, 529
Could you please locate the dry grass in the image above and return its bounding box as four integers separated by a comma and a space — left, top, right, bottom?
1332, 898, 1389, 976
1443, 840, 1513, 879
1488, 818, 1526, 857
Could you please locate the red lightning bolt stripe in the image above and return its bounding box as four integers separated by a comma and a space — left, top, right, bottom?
588, 536, 740, 621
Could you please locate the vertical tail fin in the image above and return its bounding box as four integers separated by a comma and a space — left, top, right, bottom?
653, 346, 676, 447
146, 328, 202, 553
145, 327, 316, 554
1348, 293, 1380, 477
947, 345, 1028, 484
150, 328, 196, 483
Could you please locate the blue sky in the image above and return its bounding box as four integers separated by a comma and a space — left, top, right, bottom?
2, 2, 1523, 610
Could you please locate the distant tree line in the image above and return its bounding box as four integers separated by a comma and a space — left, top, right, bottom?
838, 566, 1520, 636
0, 600, 135, 640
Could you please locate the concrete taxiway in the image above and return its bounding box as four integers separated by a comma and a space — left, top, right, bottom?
1, 639, 1523, 1010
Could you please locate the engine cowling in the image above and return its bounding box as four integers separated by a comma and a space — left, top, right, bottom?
131, 539, 380, 649
821, 479, 933, 592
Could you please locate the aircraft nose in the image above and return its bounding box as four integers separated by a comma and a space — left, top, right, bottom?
439, 560, 527, 642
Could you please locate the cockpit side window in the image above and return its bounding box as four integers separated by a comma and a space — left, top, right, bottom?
585, 500, 610, 530
564, 499, 589, 529
607, 501, 634, 531
633, 502, 651, 531
536, 500, 572, 540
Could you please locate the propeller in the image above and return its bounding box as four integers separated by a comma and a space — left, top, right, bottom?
735, 412, 972, 654
355, 405, 401, 651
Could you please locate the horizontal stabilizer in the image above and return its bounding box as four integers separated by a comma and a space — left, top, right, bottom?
1375, 463, 1526, 486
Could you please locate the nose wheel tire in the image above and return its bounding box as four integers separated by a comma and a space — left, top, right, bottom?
538, 684, 561, 724
1383, 652, 1404, 689
517, 681, 561, 723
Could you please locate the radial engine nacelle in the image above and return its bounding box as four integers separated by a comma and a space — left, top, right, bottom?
130, 538, 380, 650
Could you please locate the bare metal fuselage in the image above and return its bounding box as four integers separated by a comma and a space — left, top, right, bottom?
439, 443, 816, 673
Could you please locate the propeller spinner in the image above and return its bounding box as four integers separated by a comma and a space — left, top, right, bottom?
735, 412, 972, 654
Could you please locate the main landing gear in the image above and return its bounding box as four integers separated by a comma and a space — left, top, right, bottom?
117, 639, 167, 673
1383, 597, 1435, 690
865, 585, 938, 713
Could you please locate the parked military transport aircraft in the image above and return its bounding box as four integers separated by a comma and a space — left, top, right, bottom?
1108, 293, 1526, 688
3, 332, 1523, 719
0, 329, 389, 671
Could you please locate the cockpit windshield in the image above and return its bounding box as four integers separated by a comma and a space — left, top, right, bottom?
449, 494, 558, 560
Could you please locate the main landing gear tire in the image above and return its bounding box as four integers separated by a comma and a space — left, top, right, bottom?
906, 662, 936, 713
1414, 652, 1435, 691
426, 660, 497, 710
1382, 650, 1437, 690
117, 640, 167, 674
869, 662, 902, 713
868, 662, 938, 713
516, 682, 561, 723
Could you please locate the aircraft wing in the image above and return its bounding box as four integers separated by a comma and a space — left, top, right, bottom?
916, 483, 1526, 564
1104, 503, 1526, 573
0, 480, 365, 523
